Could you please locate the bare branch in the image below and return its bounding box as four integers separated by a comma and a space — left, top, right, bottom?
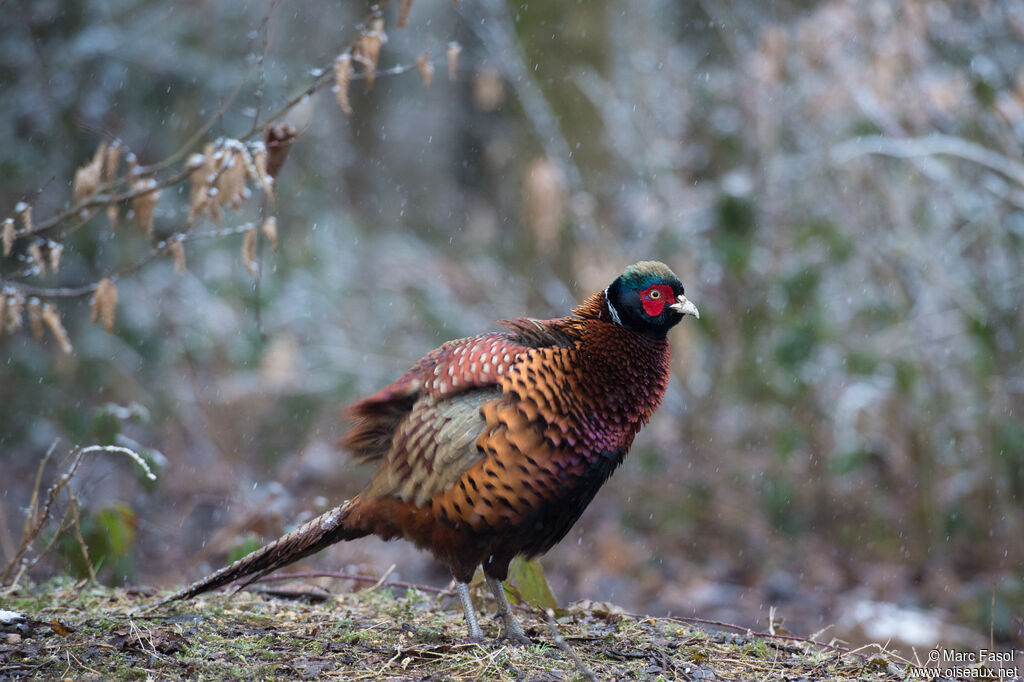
546, 608, 598, 682
831, 134, 1024, 189
1, 443, 157, 589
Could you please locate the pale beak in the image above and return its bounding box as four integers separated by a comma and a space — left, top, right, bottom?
670, 294, 700, 319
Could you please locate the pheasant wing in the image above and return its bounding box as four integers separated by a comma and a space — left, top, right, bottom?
345, 328, 555, 504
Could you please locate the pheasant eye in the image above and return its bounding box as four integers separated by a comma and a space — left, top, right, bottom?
648, 289, 661, 300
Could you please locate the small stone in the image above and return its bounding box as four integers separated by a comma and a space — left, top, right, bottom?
0, 609, 27, 634
5, 633, 21, 644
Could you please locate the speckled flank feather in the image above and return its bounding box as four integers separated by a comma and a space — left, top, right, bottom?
163, 262, 692, 617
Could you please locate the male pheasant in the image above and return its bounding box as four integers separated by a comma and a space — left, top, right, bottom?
159, 261, 699, 642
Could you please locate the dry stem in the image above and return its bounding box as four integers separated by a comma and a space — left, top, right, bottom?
0, 443, 156, 591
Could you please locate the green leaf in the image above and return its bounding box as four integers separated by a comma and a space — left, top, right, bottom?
712, 193, 757, 272
130, 446, 166, 492
90, 402, 150, 445
228, 534, 264, 563
781, 267, 820, 310
57, 504, 137, 582
506, 557, 557, 611
893, 359, 917, 394
95, 505, 136, 558
845, 350, 878, 376
775, 321, 820, 368
91, 411, 121, 445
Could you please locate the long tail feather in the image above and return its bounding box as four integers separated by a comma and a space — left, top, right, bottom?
155, 498, 366, 606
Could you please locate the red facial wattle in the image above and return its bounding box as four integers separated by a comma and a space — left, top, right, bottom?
640, 284, 674, 317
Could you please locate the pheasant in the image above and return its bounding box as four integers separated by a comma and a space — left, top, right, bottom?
158, 261, 699, 642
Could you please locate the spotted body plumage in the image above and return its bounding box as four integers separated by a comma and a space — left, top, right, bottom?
159, 261, 699, 643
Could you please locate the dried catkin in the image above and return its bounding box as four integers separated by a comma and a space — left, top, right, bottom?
28, 242, 45, 276
5, 294, 23, 333
263, 123, 297, 179
2, 218, 14, 257
48, 242, 63, 274
73, 141, 106, 204
416, 54, 434, 87
447, 42, 462, 81
104, 140, 122, 182
42, 303, 72, 354
91, 278, 118, 333
170, 239, 187, 274
16, 202, 32, 235
214, 144, 248, 209
242, 227, 257, 277
187, 148, 214, 225
28, 297, 43, 340
249, 145, 275, 204
334, 54, 353, 115
397, 0, 414, 27
524, 156, 566, 254
131, 177, 161, 237
356, 19, 386, 89
261, 216, 278, 252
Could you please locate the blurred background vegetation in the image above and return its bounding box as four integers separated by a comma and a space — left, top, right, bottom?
2, 0, 1022, 651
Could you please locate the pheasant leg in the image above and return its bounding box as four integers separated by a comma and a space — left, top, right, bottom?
485, 575, 531, 644
455, 581, 484, 641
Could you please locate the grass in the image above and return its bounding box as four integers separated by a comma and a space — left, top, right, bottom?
0, 578, 916, 680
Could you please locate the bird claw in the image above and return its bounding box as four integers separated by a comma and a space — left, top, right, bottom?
498, 632, 533, 646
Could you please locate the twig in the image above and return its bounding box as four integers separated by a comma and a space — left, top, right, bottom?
236, 60, 420, 142
807, 623, 834, 643
1, 57, 429, 302
830, 133, 1024, 188
361, 563, 396, 593
0, 0, 454, 359
8, 3, 430, 249
66, 488, 96, 585
694, 0, 748, 63
147, 77, 249, 177
545, 608, 598, 682
253, 198, 267, 339
0, 443, 156, 588
19, 503, 73, 582
23, 440, 60, 541
463, 0, 596, 244
54, 207, 101, 244
2, 440, 67, 585
252, 570, 455, 596
16, 78, 250, 241
16, 165, 188, 241
623, 611, 864, 659
251, 1, 280, 128
0, 503, 73, 597
5, 219, 253, 299
0, 499, 15, 564
235, 6, 418, 141
78, 445, 157, 481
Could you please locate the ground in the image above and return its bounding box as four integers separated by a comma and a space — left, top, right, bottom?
0, 580, 928, 680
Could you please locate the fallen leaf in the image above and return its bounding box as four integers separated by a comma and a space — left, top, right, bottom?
49, 619, 73, 636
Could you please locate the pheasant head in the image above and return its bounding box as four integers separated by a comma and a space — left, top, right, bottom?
595, 260, 699, 339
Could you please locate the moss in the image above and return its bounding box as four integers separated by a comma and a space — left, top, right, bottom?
742, 637, 771, 659
1, 580, 910, 681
